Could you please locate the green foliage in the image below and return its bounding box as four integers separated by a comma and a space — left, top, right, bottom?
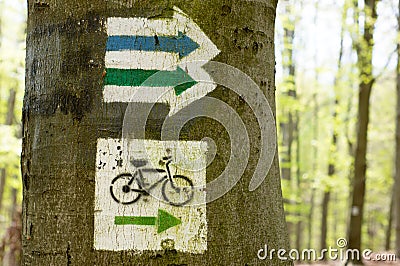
276, 0, 397, 254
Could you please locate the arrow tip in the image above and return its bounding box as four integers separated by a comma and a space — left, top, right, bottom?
157, 209, 181, 233
177, 32, 200, 58
173, 67, 198, 96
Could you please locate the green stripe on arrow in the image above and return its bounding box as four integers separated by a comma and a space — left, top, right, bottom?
104, 67, 198, 96
115, 216, 156, 226
114, 209, 182, 234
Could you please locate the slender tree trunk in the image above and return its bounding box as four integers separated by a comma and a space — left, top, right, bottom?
0, 1, 3, 216
295, 112, 301, 251
280, 1, 298, 247
321, 2, 346, 250
0, 89, 17, 213
348, 0, 377, 263
395, 0, 400, 257
10, 184, 17, 220
320, 191, 330, 251
23, 1, 291, 265
6, 89, 16, 126
307, 0, 319, 251
0, 169, 5, 212
385, 186, 394, 250
281, 2, 296, 182
343, 0, 357, 248
332, 193, 338, 238
344, 71, 356, 235
307, 188, 315, 250
307, 93, 318, 251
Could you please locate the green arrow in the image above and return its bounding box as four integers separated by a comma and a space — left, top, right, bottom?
104, 67, 198, 96
115, 209, 182, 234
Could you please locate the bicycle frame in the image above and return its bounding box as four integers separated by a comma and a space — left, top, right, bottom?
132, 159, 175, 193
110, 159, 194, 206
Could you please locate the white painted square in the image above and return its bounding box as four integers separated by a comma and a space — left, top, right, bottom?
94, 138, 207, 253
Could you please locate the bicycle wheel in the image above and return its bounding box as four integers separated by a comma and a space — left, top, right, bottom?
110, 173, 142, 205
162, 175, 194, 206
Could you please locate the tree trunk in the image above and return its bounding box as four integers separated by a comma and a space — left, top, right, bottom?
385, 186, 394, 250
6, 89, 16, 126
280, 2, 296, 182
295, 112, 301, 251
320, 191, 330, 252
307, 187, 316, 250
0, 169, 5, 212
307, 0, 319, 250
280, 1, 298, 248
321, 2, 346, 249
23, 0, 291, 265
348, 81, 373, 263
347, 0, 377, 263
0, 89, 17, 213
395, 0, 400, 256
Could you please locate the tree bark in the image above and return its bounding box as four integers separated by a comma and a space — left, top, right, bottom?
23, 0, 291, 265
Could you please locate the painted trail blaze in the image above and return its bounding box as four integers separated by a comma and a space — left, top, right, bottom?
102, 7, 220, 112
94, 138, 207, 252
103, 17, 201, 98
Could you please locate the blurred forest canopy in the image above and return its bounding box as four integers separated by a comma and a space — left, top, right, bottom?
0, 0, 26, 264
275, 0, 400, 259
0, 0, 400, 264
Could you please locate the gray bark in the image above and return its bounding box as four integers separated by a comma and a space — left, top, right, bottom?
23, 0, 291, 265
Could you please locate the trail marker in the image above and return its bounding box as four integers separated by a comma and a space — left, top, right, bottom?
103, 7, 220, 116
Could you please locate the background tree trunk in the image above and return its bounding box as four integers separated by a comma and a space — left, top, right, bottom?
280, 2, 296, 183
395, 0, 400, 257
0, 89, 17, 214
320, 4, 346, 250
22, 0, 291, 265
0, 169, 5, 212
347, 0, 378, 263
6, 89, 16, 126
280, 0, 300, 249
385, 186, 394, 250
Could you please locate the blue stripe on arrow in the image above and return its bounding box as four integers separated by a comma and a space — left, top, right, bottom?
106, 32, 200, 58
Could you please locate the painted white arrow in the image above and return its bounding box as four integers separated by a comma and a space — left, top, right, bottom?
105, 7, 220, 69
103, 7, 220, 116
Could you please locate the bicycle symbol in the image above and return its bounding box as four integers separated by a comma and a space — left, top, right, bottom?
110, 155, 194, 206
